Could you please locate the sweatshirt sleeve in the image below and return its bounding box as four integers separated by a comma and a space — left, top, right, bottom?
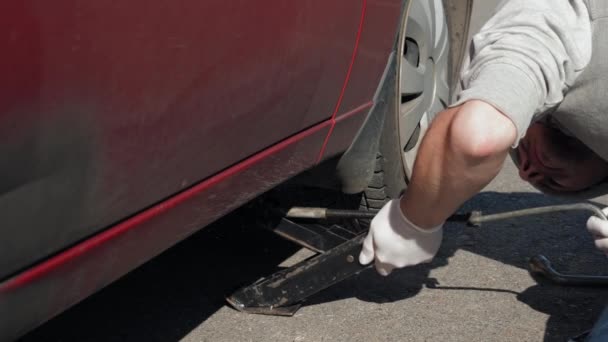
454, 0, 592, 145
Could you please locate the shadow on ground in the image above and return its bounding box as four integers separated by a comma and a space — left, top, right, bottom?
20, 207, 301, 342
21, 190, 608, 342
457, 191, 608, 341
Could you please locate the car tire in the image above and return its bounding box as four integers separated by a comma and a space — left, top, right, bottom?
360, 0, 471, 211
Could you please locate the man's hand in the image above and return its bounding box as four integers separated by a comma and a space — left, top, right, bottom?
358, 198, 443, 276
586, 207, 608, 254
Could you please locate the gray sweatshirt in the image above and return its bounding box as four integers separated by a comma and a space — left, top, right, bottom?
455, 0, 608, 197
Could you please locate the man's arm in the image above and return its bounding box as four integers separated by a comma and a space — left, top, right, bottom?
359, 100, 516, 275
359, 0, 592, 274
401, 100, 516, 228
403, 0, 592, 228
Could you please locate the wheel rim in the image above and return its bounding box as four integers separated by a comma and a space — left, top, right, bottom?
397, 0, 450, 179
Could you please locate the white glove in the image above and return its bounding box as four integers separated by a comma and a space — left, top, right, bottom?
358, 198, 443, 276
586, 207, 608, 254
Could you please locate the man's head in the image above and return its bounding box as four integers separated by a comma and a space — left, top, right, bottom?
516, 120, 608, 193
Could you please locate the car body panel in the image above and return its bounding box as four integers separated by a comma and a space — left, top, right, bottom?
336, 0, 402, 115
0, 121, 330, 341
0, 0, 411, 339
318, 0, 401, 162
0, 0, 362, 280
318, 102, 373, 161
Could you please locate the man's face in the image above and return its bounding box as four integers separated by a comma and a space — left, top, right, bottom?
517, 122, 608, 192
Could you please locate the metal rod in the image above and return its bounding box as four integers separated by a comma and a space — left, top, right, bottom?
287, 203, 606, 226
467, 203, 606, 225
286, 207, 331, 219
286, 207, 378, 220
286, 207, 475, 222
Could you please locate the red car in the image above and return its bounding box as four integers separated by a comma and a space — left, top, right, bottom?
0, 0, 470, 339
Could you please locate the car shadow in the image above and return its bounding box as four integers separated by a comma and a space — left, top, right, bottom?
20, 205, 302, 342
20, 190, 608, 342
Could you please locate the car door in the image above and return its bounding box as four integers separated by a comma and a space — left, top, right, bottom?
0, 0, 363, 279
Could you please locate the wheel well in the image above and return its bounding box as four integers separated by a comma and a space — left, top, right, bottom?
335, 0, 473, 195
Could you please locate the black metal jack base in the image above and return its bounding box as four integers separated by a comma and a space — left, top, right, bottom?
226, 217, 369, 316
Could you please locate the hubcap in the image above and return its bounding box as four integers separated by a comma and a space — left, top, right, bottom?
398, 0, 450, 178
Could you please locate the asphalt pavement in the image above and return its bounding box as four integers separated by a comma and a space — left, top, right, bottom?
20, 155, 608, 342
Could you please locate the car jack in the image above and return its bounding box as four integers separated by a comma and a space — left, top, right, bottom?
226, 208, 476, 316
225, 208, 377, 316
226, 203, 607, 316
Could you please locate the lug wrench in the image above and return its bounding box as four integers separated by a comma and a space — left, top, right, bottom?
528, 254, 608, 286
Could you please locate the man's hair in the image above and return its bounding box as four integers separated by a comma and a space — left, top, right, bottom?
544, 117, 600, 163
